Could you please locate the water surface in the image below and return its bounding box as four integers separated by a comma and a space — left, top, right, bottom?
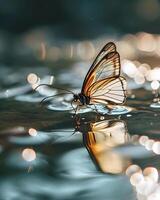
0, 63, 160, 200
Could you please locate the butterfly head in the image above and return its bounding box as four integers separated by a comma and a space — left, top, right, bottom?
73, 94, 79, 102
73, 93, 83, 104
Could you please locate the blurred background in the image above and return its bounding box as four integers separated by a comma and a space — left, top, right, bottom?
0, 0, 160, 65
1, 2, 160, 200
0, 0, 160, 37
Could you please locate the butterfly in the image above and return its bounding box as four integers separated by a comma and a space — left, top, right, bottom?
35, 42, 126, 113
72, 42, 127, 111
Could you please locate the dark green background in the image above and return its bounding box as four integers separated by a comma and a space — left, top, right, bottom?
0, 0, 160, 38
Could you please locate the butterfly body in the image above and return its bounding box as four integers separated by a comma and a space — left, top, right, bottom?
73, 93, 90, 105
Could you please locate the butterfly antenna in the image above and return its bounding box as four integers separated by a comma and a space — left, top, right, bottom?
34, 84, 78, 111
34, 83, 75, 95
40, 92, 71, 104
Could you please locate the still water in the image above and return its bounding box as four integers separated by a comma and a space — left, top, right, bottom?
0, 62, 160, 200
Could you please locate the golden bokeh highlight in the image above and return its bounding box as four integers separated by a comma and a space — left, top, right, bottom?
126, 164, 160, 199
27, 73, 39, 85
28, 128, 37, 137
22, 148, 36, 162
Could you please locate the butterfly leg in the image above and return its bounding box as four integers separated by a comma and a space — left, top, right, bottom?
93, 105, 99, 115
71, 100, 80, 124
71, 100, 76, 113
93, 105, 103, 120
71, 100, 81, 116
106, 105, 113, 114
72, 104, 80, 123
75, 105, 79, 115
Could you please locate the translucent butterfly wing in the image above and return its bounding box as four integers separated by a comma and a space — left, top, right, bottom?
88, 77, 127, 105
81, 42, 118, 93
91, 52, 120, 81
91, 42, 116, 67
82, 52, 121, 94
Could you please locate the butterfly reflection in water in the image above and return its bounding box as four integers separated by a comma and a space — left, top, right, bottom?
36, 42, 127, 113
82, 119, 131, 174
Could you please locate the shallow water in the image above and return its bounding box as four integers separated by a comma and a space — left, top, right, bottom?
0, 63, 160, 200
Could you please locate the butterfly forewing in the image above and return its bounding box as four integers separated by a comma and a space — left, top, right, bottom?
94, 52, 120, 80
92, 42, 116, 67
81, 42, 117, 93
82, 52, 121, 94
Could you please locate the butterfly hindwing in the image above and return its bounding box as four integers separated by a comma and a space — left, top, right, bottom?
88, 76, 126, 105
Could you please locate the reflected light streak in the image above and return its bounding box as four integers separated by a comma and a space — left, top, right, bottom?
49, 75, 54, 85
22, 148, 36, 162
64, 44, 74, 59
157, 36, 160, 56
40, 42, 46, 60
